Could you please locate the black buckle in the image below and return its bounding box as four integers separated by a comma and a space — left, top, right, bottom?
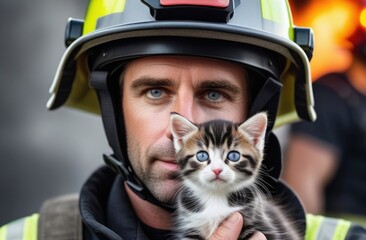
103, 154, 144, 192
103, 154, 176, 211
294, 27, 314, 61
64, 18, 84, 47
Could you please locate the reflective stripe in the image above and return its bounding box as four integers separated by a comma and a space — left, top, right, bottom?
260, 0, 293, 40
306, 214, 325, 240
0, 214, 38, 240
0, 224, 7, 240
3, 217, 25, 240
318, 217, 339, 239
333, 219, 351, 240
260, 0, 290, 23
305, 214, 352, 240
84, 0, 126, 34
22, 214, 38, 240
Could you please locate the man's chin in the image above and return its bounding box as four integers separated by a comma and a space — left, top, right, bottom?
149, 179, 181, 204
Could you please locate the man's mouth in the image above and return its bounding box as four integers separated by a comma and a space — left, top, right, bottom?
157, 159, 179, 171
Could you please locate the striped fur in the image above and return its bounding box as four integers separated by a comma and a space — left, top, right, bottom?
170, 112, 300, 240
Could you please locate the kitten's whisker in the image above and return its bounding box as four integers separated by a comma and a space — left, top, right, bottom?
254, 178, 273, 197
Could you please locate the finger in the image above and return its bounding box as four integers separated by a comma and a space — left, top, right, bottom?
250, 231, 267, 240
209, 212, 244, 240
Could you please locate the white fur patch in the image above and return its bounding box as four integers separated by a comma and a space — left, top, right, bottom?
177, 193, 242, 238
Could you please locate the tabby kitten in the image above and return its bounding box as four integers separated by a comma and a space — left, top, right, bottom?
170, 112, 300, 240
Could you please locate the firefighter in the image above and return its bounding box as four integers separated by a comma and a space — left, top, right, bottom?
1, 1, 365, 239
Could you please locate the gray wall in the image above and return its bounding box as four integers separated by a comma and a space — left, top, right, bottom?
0, 0, 110, 225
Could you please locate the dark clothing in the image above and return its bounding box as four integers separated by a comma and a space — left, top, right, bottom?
76, 164, 366, 240
291, 72, 366, 215
78, 166, 305, 240
80, 166, 173, 240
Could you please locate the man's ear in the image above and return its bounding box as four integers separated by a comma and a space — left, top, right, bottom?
170, 112, 198, 152
238, 112, 268, 152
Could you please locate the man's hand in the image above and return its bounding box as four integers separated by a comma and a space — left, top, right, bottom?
209, 212, 267, 240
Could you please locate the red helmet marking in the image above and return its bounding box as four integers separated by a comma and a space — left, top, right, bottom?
160, 0, 229, 8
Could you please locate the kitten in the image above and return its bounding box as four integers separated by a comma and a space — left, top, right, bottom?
170, 112, 300, 240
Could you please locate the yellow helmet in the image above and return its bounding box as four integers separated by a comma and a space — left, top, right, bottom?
48, 0, 315, 129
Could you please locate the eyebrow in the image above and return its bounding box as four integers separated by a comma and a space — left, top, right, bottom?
130, 76, 242, 95
198, 80, 242, 94
130, 76, 175, 89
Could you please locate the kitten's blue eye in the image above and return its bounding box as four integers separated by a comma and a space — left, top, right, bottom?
227, 151, 240, 162
147, 89, 163, 98
196, 151, 209, 162
207, 91, 221, 101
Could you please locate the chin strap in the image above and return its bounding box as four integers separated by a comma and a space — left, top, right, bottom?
249, 76, 283, 133
90, 71, 175, 212
103, 154, 175, 212
262, 132, 282, 182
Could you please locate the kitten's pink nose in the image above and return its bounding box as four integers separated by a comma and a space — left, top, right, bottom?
212, 169, 222, 176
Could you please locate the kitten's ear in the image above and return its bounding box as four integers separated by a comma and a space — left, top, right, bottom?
239, 112, 268, 151
170, 113, 198, 152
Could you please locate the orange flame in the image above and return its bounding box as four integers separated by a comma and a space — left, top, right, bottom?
290, 1, 361, 80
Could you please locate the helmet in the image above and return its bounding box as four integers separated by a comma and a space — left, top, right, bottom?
47, 0, 314, 219
48, 0, 315, 126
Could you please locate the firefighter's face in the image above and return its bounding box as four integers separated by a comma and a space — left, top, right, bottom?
122, 56, 249, 203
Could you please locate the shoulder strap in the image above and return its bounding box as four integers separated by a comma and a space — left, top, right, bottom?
38, 194, 82, 240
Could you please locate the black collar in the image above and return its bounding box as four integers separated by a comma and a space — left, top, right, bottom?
79, 166, 173, 240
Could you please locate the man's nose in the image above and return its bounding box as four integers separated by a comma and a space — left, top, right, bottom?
165, 95, 195, 140
171, 96, 195, 122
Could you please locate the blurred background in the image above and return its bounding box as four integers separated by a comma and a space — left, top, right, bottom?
281, 0, 366, 227
273, 0, 364, 149
289, 0, 364, 79
0, 0, 108, 225
275, 0, 366, 145
1, 0, 365, 227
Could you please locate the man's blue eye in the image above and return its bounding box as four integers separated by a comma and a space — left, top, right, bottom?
207, 91, 221, 101
227, 151, 240, 162
196, 151, 209, 162
149, 89, 162, 98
